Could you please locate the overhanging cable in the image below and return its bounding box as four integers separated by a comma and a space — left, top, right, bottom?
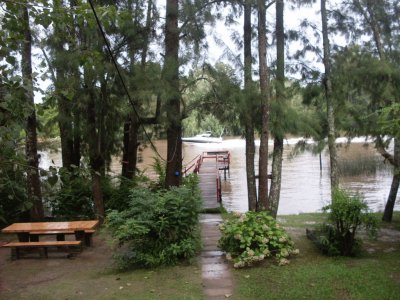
87, 0, 168, 162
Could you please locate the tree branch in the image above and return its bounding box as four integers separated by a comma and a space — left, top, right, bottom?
179, 0, 228, 33
376, 136, 398, 167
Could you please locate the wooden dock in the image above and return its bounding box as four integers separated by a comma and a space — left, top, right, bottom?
199, 159, 220, 209
182, 151, 233, 297
184, 151, 230, 210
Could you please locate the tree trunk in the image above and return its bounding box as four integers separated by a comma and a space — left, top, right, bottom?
245, 124, 257, 211
86, 84, 105, 223
355, 1, 398, 222
72, 108, 81, 166
257, 0, 270, 211
121, 115, 139, 179
22, 7, 44, 221
141, 0, 153, 66
70, 0, 81, 167
321, 0, 339, 193
243, 0, 257, 211
382, 138, 400, 222
120, 0, 155, 181
352, 0, 386, 60
163, 0, 182, 188
91, 164, 105, 224
269, 0, 285, 218
53, 0, 75, 169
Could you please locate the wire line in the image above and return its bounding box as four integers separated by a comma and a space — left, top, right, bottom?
87, 0, 167, 162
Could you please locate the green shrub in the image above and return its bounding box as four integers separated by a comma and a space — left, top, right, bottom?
0, 148, 29, 226
218, 211, 299, 268
308, 189, 378, 256
106, 175, 202, 269
43, 166, 95, 220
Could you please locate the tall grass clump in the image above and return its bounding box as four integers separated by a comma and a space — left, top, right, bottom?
307, 189, 378, 256
106, 175, 202, 269
337, 152, 388, 176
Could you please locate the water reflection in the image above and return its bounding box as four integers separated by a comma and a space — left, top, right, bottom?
39, 138, 399, 215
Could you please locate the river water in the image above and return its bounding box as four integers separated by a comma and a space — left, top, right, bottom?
39, 137, 399, 215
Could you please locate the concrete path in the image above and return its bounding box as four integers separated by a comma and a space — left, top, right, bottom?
200, 214, 233, 299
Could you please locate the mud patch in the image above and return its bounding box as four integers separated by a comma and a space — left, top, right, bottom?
378, 228, 400, 242
390, 272, 400, 284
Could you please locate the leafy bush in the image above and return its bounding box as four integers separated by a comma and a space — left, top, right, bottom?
307, 189, 378, 256
0, 148, 29, 226
43, 166, 95, 220
218, 211, 299, 268
104, 176, 136, 211
106, 175, 202, 269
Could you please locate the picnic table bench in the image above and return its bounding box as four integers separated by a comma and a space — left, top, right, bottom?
1, 220, 99, 259
3, 240, 82, 259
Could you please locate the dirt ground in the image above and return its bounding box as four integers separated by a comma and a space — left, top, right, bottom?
0, 233, 113, 294
0, 232, 202, 300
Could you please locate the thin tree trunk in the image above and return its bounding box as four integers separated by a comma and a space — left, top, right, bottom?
121, 0, 155, 181
22, 7, 44, 221
257, 0, 270, 211
121, 115, 139, 179
353, 0, 399, 222
321, 0, 339, 193
244, 0, 257, 211
269, 0, 284, 218
245, 124, 257, 211
91, 164, 105, 223
141, 0, 153, 66
70, 0, 81, 167
53, 0, 75, 169
352, 0, 386, 60
86, 82, 105, 223
72, 108, 81, 166
164, 0, 182, 188
383, 138, 400, 222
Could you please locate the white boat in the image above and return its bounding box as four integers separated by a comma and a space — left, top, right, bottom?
182, 131, 223, 143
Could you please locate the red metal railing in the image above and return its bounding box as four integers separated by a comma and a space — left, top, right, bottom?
182, 151, 230, 202
182, 154, 202, 176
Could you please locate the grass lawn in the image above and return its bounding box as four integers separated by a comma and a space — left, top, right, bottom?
232, 212, 400, 300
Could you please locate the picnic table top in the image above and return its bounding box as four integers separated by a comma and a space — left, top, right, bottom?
1, 220, 99, 233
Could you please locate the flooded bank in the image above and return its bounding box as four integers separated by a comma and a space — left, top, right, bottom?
39, 137, 399, 215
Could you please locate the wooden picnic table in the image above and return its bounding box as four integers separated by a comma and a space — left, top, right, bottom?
1, 220, 99, 246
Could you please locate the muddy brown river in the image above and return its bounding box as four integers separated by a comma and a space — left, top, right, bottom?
39, 137, 399, 215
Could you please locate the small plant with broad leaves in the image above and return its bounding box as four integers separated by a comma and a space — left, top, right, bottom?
218, 211, 299, 268
307, 189, 378, 256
